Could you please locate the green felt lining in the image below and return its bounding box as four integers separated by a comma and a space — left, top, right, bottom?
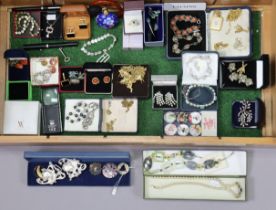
10, 11, 262, 137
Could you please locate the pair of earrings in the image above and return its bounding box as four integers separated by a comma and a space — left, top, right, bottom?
91, 76, 111, 85
35, 158, 87, 185
154, 91, 177, 107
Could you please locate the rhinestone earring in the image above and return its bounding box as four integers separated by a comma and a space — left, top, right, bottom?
165, 92, 177, 107
153, 91, 165, 106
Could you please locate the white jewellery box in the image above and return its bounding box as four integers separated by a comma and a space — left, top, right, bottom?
101, 98, 138, 133
3, 101, 41, 135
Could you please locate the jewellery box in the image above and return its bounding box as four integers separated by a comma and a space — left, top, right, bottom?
144, 4, 164, 47
143, 150, 246, 201
64, 99, 101, 132
60, 4, 91, 40
40, 10, 63, 40
232, 98, 264, 129
24, 151, 131, 187
102, 98, 138, 133
151, 75, 178, 110
59, 66, 84, 92
112, 65, 150, 98
84, 62, 113, 94
6, 80, 32, 100
163, 110, 217, 137
220, 54, 269, 89
41, 87, 62, 135
4, 49, 30, 81
182, 52, 219, 111
207, 7, 252, 59
30, 57, 59, 86
124, 0, 144, 34
13, 10, 41, 38
3, 101, 41, 135
165, 3, 207, 59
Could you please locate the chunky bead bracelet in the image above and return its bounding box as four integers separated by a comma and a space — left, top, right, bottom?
184, 84, 217, 109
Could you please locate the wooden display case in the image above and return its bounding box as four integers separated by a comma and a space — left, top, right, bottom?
0, 0, 275, 146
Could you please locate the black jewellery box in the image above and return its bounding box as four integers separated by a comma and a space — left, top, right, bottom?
232, 98, 264, 129
220, 55, 269, 89
4, 49, 30, 81
151, 75, 178, 110
41, 87, 62, 135
40, 10, 63, 40
84, 62, 113, 94
113, 64, 150, 98
59, 66, 84, 92
166, 3, 207, 59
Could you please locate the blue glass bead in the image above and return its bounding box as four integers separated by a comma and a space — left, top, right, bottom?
96, 11, 119, 29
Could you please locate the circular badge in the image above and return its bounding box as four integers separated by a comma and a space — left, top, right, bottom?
164, 112, 177, 124
177, 124, 189, 136
89, 163, 102, 176
164, 124, 177, 136
189, 112, 202, 124
189, 124, 202, 136
177, 112, 189, 123
102, 163, 118, 179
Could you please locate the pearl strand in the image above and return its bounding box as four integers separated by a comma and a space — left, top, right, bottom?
185, 84, 217, 109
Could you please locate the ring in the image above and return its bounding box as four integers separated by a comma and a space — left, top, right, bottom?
128, 19, 140, 26
91, 77, 100, 85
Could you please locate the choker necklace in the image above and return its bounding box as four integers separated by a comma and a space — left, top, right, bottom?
144, 151, 234, 174
184, 85, 217, 109
81, 33, 117, 63
151, 176, 243, 199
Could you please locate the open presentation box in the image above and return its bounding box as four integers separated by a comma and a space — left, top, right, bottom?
0, 0, 275, 146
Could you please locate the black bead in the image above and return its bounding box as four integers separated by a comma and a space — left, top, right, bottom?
183, 150, 196, 160
186, 161, 197, 170
204, 159, 217, 169
69, 112, 73, 116
66, 116, 70, 120
70, 120, 74, 123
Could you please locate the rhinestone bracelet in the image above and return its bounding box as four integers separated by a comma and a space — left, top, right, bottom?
184, 84, 217, 109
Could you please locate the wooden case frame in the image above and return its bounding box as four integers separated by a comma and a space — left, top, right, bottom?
0, 0, 275, 146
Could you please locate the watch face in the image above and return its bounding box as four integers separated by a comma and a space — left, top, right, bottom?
102, 163, 118, 179
178, 124, 189, 136
89, 163, 102, 176
164, 112, 177, 124
190, 124, 202, 136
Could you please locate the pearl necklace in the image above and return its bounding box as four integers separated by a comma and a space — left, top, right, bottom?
184, 84, 217, 109
15, 12, 40, 37
81, 33, 117, 63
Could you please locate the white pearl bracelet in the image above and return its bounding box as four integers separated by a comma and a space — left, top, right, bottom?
81, 33, 117, 62
185, 84, 217, 109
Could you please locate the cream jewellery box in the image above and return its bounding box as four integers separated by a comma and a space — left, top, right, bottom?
143, 150, 246, 201
3, 101, 41, 135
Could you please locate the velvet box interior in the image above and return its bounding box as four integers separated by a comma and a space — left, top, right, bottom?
84, 62, 113, 94
59, 67, 84, 92
6, 81, 32, 100
13, 10, 41, 38
25, 151, 131, 186
232, 99, 263, 128
4, 49, 30, 81
113, 65, 150, 98
182, 85, 218, 111
40, 10, 63, 40
144, 4, 164, 46
220, 55, 269, 89
166, 10, 206, 59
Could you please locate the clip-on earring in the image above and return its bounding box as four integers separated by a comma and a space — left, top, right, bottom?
58, 158, 87, 181
153, 91, 165, 107
165, 92, 177, 107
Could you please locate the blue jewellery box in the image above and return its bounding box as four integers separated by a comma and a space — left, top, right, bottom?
24, 151, 131, 187
4, 49, 30, 81
232, 98, 263, 128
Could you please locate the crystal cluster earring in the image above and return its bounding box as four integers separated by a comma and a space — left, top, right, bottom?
35, 158, 87, 185
154, 91, 177, 107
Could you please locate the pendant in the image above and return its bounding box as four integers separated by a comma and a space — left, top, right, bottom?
46, 25, 54, 38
